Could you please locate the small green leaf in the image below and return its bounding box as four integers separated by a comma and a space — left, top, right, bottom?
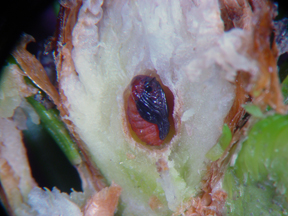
243, 104, 264, 118
206, 124, 232, 161
205, 143, 224, 161
219, 124, 232, 150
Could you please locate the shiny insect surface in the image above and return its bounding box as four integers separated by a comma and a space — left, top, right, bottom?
127, 75, 170, 146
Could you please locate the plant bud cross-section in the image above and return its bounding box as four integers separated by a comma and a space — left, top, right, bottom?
1, 0, 288, 216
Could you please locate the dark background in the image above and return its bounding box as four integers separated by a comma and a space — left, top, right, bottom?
0, 0, 288, 215
0, 0, 58, 68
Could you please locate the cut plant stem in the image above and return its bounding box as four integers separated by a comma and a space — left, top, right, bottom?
26, 96, 82, 166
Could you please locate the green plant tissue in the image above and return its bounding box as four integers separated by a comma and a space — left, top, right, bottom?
223, 114, 288, 215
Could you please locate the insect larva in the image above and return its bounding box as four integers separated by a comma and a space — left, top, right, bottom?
127, 75, 170, 146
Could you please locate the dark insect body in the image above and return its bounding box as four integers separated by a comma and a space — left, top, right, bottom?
127, 75, 170, 146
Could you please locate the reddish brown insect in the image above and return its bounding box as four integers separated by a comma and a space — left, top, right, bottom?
127, 75, 170, 146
